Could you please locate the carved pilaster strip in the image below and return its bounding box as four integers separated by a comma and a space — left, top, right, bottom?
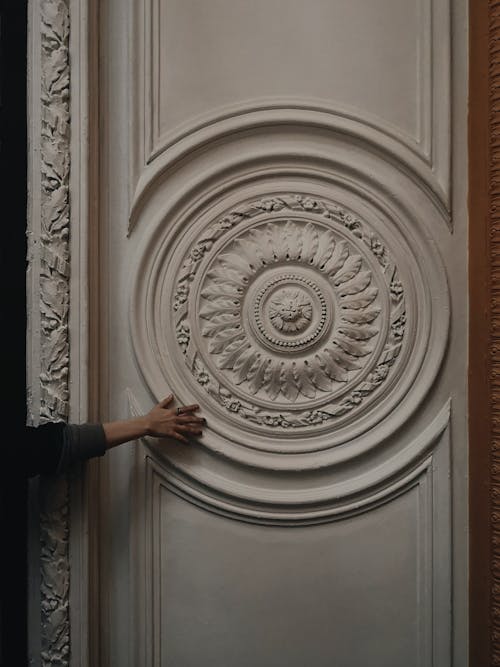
32, 1, 72, 665
39, 476, 70, 666
38, 0, 71, 423
492, 2, 500, 664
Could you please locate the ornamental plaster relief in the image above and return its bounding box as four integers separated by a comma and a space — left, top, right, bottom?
28, 0, 71, 424
173, 196, 404, 433
132, 176, 448, 474
127, 0, 451, 517
27, 1, 72, 665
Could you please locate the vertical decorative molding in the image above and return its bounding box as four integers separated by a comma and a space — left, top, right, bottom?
471, 0, 500, 663
39, 476, 70, 666
28, 0, 72, 665
38, 0, 71, 422
491, 4, 500, 664
28, 0, 71, 426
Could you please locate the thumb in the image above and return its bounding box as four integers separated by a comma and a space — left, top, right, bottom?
158, 394, 174, 408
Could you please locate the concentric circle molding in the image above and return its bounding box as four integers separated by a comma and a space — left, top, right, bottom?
131, 190, 448, 459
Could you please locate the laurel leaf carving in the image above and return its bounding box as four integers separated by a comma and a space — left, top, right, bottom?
219, 253, 253, 277
308, 359, 333, 391
201, 314, 240, 337
282, 365, 300, 401
301, 223, 319, 263
284, 221, 302, 260
217, 340, 250, 369
248, 359, 269, 394
201, 283, 243, 300
338, 271, 372, 297
208, 331, 245, 354
266, 362, 282, 400
233, 238, 266, 271
314, 230, 336, 267
252, 228, 275, 264
200, 299, 240, 318
208, 267, 248, 286
270, 224, 287, 261
322, 347, 361, 371
341, 308, 381, 324
341, 287, 378, 310
317, 352, 349, 382
338, 325, 378, 341
391, 300, 405, 322
379, 344, 402, 364
324, 241, 349, 277
233, 349, 260, 385
333, 255, 362, 286
296, 365, 317, 398
335, 337, 371, 357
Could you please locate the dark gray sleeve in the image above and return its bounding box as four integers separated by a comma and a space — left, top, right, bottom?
56, 423, 107, 473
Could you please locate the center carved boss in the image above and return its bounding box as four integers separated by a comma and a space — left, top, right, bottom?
173, 195, 405, 431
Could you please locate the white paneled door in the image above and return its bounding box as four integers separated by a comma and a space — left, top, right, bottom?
93, 1, 467, 665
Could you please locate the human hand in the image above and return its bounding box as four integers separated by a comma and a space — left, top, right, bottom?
143, 394, 205, 444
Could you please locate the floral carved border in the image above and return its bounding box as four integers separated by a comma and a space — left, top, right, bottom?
29, 1, 72, 665
39, 475, 70, 666
38, 0, 71, 422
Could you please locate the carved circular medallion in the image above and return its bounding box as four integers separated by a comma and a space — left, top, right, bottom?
129, 137, 450, 520
171, 195, 405, 437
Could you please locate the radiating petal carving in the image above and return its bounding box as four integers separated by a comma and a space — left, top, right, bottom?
172, 195, 406, 430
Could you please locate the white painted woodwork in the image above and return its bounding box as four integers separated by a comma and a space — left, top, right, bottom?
83, 0, 467, 664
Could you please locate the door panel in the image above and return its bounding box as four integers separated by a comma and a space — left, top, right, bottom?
159, 487, 421, 667
98, 1, 466, 665
156, 0, 421, 139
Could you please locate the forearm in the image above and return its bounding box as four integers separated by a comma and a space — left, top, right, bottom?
23, 397, 203, 477
56, 423, 107, 475
102, 416, 150, 449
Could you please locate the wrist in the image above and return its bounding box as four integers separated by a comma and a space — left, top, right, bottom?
137, 415, 151, 438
